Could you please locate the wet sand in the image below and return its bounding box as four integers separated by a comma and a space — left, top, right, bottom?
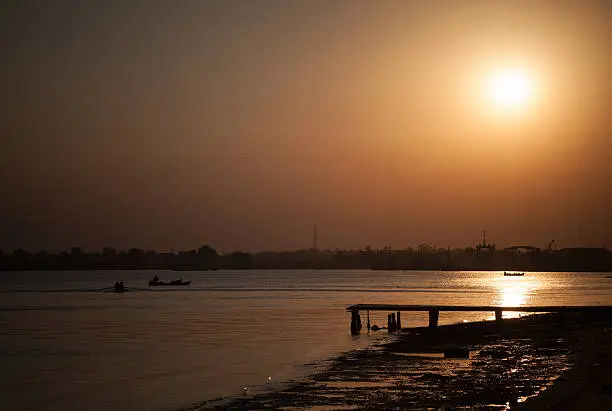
199, 311, 612, 410
514, 312, 612, 411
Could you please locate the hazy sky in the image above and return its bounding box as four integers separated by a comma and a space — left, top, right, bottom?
1, 1, 610, 252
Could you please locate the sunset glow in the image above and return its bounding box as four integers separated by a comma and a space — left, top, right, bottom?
488, 68, 534, 111
0, 1, 609, 252
0, 3, 611, 411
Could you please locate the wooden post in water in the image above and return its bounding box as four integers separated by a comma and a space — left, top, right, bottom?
428, 309, 439, 329
391, 312, 397, 331
387, 314, 392, 332
366, 310, 371, 331
495, 309, 503, 324
396, 311, 402, 330
350, 309, 361, 334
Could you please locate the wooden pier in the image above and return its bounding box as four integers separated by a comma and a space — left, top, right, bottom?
346, 304, 612, 333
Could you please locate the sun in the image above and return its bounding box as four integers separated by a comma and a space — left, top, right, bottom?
488, 69, 534, 109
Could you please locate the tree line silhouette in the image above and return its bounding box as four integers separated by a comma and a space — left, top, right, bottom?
0, 244, 610, 272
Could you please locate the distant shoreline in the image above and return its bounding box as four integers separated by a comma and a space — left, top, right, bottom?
2, 267, 612, 273
2, 246, 610, 272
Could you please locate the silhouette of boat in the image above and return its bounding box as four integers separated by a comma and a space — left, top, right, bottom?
504, 272, 525, 276
148, 279, 191, 286
106, 288, 130, 293
110, 281, 128, 292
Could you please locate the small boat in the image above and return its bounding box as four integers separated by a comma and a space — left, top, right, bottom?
504, 272, 525, 276
106, 288, 130, 293
112, 281, 128, 292
148, 279, 191, 286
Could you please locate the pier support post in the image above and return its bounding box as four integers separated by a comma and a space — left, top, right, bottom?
428, 309, 439, 329
367, 311, 371, 331
350, 309, 361, 334
391, 312, 397, 331
387, 314, 392, 332
495, 309, 503, 324
396, 312, 402, 330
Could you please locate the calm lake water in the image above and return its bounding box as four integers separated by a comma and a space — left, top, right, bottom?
1, 270, 612, 411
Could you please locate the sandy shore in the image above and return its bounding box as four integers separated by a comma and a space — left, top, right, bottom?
200, 311, 612, 410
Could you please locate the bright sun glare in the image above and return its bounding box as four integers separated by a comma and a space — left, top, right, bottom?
488, 69, 534, 109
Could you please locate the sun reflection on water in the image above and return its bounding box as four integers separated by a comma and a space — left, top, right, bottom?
493, 274, 543, 319
501, 286, 528, 307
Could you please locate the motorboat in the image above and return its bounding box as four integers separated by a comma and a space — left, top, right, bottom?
503, 272, 525, 276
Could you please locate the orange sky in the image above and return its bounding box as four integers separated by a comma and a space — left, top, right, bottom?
1, 1, 610, 252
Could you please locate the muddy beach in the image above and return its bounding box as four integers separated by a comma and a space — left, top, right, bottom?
201, 311, 612, 410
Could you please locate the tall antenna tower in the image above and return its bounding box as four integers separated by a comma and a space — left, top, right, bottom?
313, 225, 318, 251
476, 229, 494, 252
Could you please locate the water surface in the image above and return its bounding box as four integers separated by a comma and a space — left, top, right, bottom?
1, 270, 611, 410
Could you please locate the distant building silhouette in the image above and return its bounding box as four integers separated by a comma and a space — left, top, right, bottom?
0, 242, 609, 272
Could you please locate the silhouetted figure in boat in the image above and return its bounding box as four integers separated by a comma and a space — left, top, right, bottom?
114, 281, 125, 292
